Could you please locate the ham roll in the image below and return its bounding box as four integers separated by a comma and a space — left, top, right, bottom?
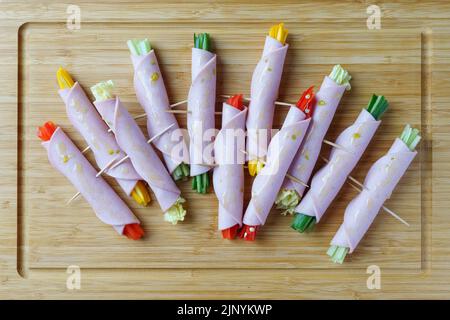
91, 81, 186, 224
213, 95, 247, 239
240, 87, 315, 240
292, 95, 389, 233
328, 125, 420, 263
128, 39, 189, 180
246, 23, 289, 176
276, 65, 351, 214
39, 123, 142, 238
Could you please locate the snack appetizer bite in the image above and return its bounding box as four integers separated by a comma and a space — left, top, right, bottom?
213, 94, 247, 239
246, 23, 289, 176
275, 65, 352, 215
240, 87, 315, 240
188, 32, 217, 193
127, 39, 190, 181
37, 121, 144, 240
292, 94, 389, 233
328, 125, 421, 263
56, 67, 151, 207
90, 80, 186, 225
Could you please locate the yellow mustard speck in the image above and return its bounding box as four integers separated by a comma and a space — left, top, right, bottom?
318, 100, 327, 106
108, 149, 114, 155
150, 72, 159, 82
352, 133, 361, 139
63, 155, 70, 163
291, 134, 297, 140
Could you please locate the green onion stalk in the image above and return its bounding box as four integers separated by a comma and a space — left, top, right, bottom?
275, 65, 352, 215
191, 33, 212, 194
127, 38, 190, 182
327, 124, 421, 264
291, 94, 389, 233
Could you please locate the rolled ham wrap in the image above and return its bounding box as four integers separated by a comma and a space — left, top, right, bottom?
38, 122, 142, 239
328, 125, 420, 263
128, 39, 189, 180
188, 33, 217, 194
276, 65, 351, 214
246, 23, 289, 176
56, 67, 151, 207
91, 81, 186, 224
240, 88, 314, 240
213, 95, 247, 239
58, 82, 141, 196
292, 94, 389, 233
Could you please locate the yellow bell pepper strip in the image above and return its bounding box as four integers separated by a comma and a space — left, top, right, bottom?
127, 39, 190, 182
248, 23, 289, 177
191, 33, 212, 194
327, 124, 421, 264
269, 22, 288, 45
37, 121, 144, 240
292, 94, 389, 233
56, 68, 151, 207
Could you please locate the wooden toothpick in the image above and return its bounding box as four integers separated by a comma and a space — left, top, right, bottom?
239, 149, 309, 188
67, 123, 175, 205
320, 156, 409, 227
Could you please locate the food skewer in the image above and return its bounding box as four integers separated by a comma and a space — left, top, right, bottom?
127, 38, 190, 181
246, 23, 289, 177
56, 67, 151, 207
67, 123, 175, 204
275, 65, 352, 215
38, 121, 144, 240
291, 94, 389, 233
327, 124, 420, 263
188, 32, 217, 194
91, 80, 187, 225
240, 86, 315, 240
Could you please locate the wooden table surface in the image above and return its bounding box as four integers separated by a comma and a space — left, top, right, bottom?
0, 0, 449, 299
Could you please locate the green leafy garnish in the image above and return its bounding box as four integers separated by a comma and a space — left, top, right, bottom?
366, 94, 389, 120
328, 64, 352, 90
172, 163, 190, 181
164, 197, 187, 224
275, 189, 301, 215
291, 213, 316, 233
194, 33, 211, 52
400, 124, 421, 151
127, 39, 152, 56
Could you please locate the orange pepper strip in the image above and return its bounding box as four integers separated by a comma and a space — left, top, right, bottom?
239, 224, 258, 241
37, 121, 57, 141
226, 94, 244, 111
296, 86, 316, 119
123, 223, 145, 240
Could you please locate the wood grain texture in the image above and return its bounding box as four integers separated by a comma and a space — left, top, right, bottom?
0, 0, 446, 299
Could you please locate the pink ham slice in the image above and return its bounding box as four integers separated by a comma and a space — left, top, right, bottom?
59, 82, 141, 195
187, 48, 217, 176
243, 106, 311, 227
130, 51, 189, 173
246, 36, 288, 163
281, 76, 347, 196
43, 127, 140, 235
295, 109, 381, 223
213, 103, 247, 230
94, 97, 181, 212
331, 138, 417, 253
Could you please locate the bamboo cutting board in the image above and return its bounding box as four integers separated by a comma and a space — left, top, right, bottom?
0, 0, 448, 299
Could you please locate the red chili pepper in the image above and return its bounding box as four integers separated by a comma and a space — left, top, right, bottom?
226, 94, 245, 111
37, 121, 57, 141
222, 224, 239, 239
123, 223, 145, 240
239, 224, 258, 241
296, 86, 315, 119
